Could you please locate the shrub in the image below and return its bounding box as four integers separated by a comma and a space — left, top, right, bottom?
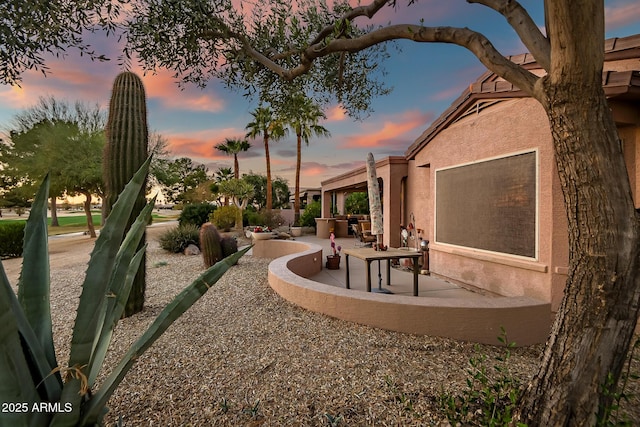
243, 209, 286, 228
244, 209, 264, 227
300, 200, 321, 227
179, 202, 216, 227
212, 205, 238, 231
262, 209, 286, 229
439, 328, 522, 427
0, 222, 25, 258
158, 224, 200, 253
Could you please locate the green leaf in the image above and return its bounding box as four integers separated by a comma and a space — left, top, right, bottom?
80, 246, 251, 425
87, 199, 155, 385
52, 157, 151, 426
0, 263, 40, 427
17, 173, 58, 376
0, 175, 62, 409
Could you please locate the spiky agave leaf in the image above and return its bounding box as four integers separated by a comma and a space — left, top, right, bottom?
18, 172, 57, 377
80, 246, 251, 425
87, 197, 156, 385
0, 174, 62, 426
0, 263, 42, 427
51, 157, 151, 426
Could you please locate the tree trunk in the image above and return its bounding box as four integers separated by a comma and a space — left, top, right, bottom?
264, 134, 272, 212
80, 189, 96, 238
294, 134, 302, 225
233, 154, 239, 179
515, 79, 640, 427
50, 197, 59, 227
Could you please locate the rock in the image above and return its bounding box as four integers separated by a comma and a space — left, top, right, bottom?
184, 244, 200, 256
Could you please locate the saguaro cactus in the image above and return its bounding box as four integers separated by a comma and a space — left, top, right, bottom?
200, 222, 224, 268
104, 71, 149, 317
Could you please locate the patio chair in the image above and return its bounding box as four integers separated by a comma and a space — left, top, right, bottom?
352, 223, 376, 247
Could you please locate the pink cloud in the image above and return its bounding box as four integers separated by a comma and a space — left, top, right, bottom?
135, 69, 225, 112
0, 59, 114, 111
300, 163, 327, 177
326, 105, 347, 122
2, 47, 225, 119
343, 110, 433, 149
606, 3, 640, 30
167, 128, 242, 159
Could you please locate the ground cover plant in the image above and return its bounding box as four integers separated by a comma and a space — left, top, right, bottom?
158, 223, 200, 253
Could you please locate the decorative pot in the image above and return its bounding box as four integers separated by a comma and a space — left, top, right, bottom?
290, 226, 302, 237
251, 231, 273, 240
325, 255, 341, 270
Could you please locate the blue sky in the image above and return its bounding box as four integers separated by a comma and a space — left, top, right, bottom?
1, 0, 640, 189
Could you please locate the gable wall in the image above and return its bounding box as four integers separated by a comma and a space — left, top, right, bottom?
407, 98, 562, 304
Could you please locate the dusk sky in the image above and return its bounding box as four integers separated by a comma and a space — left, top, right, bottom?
1, 1, 640, 191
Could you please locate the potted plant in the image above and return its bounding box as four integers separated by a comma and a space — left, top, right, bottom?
325, 232, 342, 269
251, 225, 273, 240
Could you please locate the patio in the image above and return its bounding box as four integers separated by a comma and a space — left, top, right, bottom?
303, 234, 488, 299
251, 232, 552, 346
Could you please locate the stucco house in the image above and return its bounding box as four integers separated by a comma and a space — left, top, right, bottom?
320, 34, 640, 312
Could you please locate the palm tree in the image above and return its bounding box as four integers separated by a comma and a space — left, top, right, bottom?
245, 106, 286, 212
283, 95, 330, 224
213, 167, 234, 183
211, 167, 234, 206
214, 137, 251, 179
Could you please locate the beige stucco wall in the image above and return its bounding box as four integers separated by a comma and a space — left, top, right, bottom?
406, 97, 639, 312
409, 98, 564, 308
321, 157, 408, 248
257, 239, 551, 345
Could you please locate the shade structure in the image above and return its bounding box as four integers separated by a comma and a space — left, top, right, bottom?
366, 152, 383, 240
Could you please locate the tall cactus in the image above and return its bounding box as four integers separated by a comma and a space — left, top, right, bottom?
104, 71, 149, 317
200, 222, 223, 268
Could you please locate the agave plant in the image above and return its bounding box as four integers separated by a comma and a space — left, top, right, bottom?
0, 158, 250, 426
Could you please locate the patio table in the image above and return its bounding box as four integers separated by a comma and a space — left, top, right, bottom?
342, 247, 422, 296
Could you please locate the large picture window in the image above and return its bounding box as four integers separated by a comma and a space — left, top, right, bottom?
435, 151, 537, 258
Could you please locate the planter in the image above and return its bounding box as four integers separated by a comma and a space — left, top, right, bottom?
325, 255, 341, 270
290, 226, 302, 237
251, 231, 273, 240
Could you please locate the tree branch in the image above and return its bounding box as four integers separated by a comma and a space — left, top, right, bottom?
468, 0, 550, 72
242, 24, 539, 99
309, 0, 390, 46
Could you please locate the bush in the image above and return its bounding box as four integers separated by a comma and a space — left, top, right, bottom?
244, 209, 264, 227
262, 209, 286, 229
158, 224, 200, 253
0, 222, 25, 258
439, 328, 522, 426
300, 200, 321, 227
243, 208, 287, 229
178, 203, 216, 228
211, 205, 238, 231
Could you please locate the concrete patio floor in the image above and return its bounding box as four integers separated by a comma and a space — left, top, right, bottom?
291, 233, 490, 300
251, 230, 551, 345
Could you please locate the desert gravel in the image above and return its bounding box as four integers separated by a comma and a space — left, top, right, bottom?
10, 228, 640, 426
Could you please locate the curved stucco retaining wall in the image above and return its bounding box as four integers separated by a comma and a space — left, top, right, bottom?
253, 240, 551, 346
